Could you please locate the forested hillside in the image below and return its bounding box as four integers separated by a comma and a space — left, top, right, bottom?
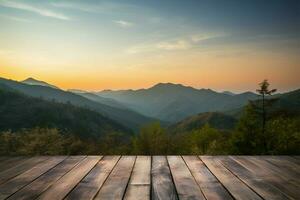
0, 80, 299, 155
170, 112, 237, 133
0, 78, 155, 130
0, 84, 131, 139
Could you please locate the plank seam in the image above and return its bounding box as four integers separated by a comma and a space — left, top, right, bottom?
121, 156, 137, 200
61, 156, 103, 199
198, 156, 236, 200
92, 155, 122, 200
229, 156, 294, 199
5, 156, 68, 199
181, 156, 207, 200
166, 156, 180, 200
34, 155, 88, 199
0, 156, 51, 186
218, 157, 265, 199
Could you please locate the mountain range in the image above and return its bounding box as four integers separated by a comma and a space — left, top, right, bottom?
96, 83, 259, 122
0, 84, 131, 138
1, 77, 299, 133
0, 77, 155, 131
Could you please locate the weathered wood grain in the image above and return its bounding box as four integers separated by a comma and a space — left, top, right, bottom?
250, 156, 300, 186
124, 156, 151, 200
8, 156, 85, 200
0, 156, 49, 185
263, 156, 300, 182
232, 156, 300, 199
0, 156, 298, 200
151, 156, 178, 200
168, 156, 205, 200
201, 156, 262, 200
94, 156, 136, 200
65, 156, 120, 200
37, 156, 101, 200
217, 156, 290, 199
0, 156, 66, 200
183, 156, 233, 200
0, 157, 27, 173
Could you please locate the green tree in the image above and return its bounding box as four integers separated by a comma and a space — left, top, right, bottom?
18, 128, 65, 155
230, 104, 263, 154
190, 124, 225, 154
133, 122, 168, 155
97, 132, 131, 155
266, 117, 300, 154
255, 79, 277, 152
0, 131, 21, 155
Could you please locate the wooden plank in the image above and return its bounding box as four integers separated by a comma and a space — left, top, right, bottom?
124, 156, 151, 200
263, 156, 300, 181
37, 156, 101, 200
200, 156, 262, 200
151, 156, 178, 200
218, 156, 291, 200
183, 156, 233, 200
232, 156, 300, 199
167, 156, 205, 200
0, 156, 49, 185
0, 157, 27, 172
250, 156, 300, 196
0, 156, 66, 200
8, 156, 85, 200
65, 156, 120, 200
250, 156, 300, 186
94, 156, 136, 200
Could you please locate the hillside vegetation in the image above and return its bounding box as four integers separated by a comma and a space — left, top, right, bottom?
0, 79, 299, 155
170, 112, 237, 133
0, 84, 131, 139
0, 78, 155, 130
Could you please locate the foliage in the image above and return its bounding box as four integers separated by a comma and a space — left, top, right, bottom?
253, 79, 277, 152
266, 117, 300, 154
132, 122, 169, 155
0, 128, 132, 155
0, 80, 299, 155
1, 112, 299, 155
0, 84, 131, 139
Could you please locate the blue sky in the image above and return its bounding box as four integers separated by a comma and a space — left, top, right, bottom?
0, 0, 299, 91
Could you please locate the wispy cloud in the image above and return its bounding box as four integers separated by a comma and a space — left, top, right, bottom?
51, 1, 139, 15
126, 32, 227, 54
0, 0, 70, 20
0, 14, 31, 22
113, 20, 134, 28
51, 2, 96, 12
156, 40, 191, 50
190, 33, 220, 42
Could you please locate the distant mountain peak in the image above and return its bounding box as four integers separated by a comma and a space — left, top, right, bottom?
222, 91, 236, 96
153, 82, 184, 87
151, 82, 193, 90
237, 91, 257, 96
21, 77, 59, 89
67, 89, 88, 94
24, 77, 36, 81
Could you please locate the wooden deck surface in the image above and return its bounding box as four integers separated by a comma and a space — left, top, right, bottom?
0, 156, 299, 200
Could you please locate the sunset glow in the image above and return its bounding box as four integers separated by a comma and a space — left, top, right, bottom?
0, 0, 299, 92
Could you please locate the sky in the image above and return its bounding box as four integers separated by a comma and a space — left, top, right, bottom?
0, 0, 299, 92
